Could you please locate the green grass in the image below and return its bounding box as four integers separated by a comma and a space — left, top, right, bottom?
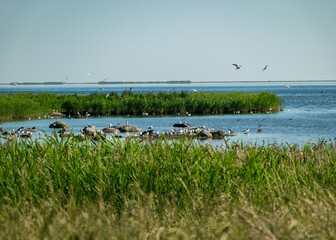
0, 136, 336, 239
0, 91, 282, 121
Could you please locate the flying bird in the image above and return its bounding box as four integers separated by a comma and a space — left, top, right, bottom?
87, 72, 92, 76
232, 64, 242, 70
262, 65, 268, 72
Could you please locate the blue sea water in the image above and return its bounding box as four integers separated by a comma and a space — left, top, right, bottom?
1, 82, 335, 146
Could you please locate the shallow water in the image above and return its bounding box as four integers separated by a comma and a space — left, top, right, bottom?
1, 82, 335, 146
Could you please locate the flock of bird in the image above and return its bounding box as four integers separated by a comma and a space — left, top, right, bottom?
232, 64, 268, 71
1, 119, 261, 141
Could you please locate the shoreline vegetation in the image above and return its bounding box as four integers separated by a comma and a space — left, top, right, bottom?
1, 136, 336, 239
0, 91, 282, 121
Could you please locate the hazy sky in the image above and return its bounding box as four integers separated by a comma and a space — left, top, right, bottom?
0, 0, 335, 83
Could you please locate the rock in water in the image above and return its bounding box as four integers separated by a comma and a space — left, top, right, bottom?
197, 130, 213, 139
116, 125, 142, 132
49, 121, 70, 129
102, 127, 120, 133
173, 123, 193, 128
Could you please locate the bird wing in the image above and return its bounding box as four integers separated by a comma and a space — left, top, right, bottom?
232, 64, 238, 67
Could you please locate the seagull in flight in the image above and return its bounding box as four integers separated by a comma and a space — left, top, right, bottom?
232, 64, 242, 70
262, 65, 268, 72
87, 72, 92, 76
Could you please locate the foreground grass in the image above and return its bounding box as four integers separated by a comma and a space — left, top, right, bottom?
1, 136, 336, 239
0, 91, 282, 121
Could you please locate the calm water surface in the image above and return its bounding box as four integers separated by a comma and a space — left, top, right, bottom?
1, 82, 335, 146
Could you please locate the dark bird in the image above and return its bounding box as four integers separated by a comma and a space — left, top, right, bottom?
232, 64, 242, 70
262, 65, 268, 72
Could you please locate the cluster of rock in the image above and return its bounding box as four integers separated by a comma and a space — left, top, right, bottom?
49, 121, 143, 140
133, 122, 231, 140
2, 120, 233, 141
162, 127, 226, 140
1, 126, 37, 138
103, 125, 142, 133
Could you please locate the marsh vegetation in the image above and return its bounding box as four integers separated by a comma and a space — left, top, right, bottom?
1, 136, 335, 239
0, 91, 282, 121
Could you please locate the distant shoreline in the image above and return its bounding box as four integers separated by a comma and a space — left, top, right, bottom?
0, 79, 336, 85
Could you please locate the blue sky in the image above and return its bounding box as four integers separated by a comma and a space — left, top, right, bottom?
0, 0, 335, 83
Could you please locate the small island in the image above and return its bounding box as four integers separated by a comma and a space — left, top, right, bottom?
0, 90, 282, 121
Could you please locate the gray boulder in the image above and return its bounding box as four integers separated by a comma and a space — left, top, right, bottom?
173, 123, 193, 128
102, 127, 120, 134
116, 125, 142, 132
211, 130, 225, 139
82, 126, 105, 139
49, 121, 70, 129
197, 130, 213, 139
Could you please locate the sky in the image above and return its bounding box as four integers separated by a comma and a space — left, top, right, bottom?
0, 0, 336, 83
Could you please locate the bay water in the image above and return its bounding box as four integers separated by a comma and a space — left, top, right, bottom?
1, 82, 335, 146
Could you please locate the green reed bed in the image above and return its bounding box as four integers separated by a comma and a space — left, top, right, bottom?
0, 91, 282, 121
1, 136, 336, 239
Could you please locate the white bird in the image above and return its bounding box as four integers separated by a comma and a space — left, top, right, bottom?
192, 89, 197, 92
87, 72, 92, 76
286, 84, 291, 88
232, 64, 242, 70
244, 128, 250, 134
262, 65, 268, 72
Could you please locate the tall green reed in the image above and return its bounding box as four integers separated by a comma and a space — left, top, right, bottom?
0, 91, 282, 120
1, 136, 335, 212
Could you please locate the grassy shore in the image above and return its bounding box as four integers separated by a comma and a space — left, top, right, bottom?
1, 136, 335, 239
0, 91, 282, 121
